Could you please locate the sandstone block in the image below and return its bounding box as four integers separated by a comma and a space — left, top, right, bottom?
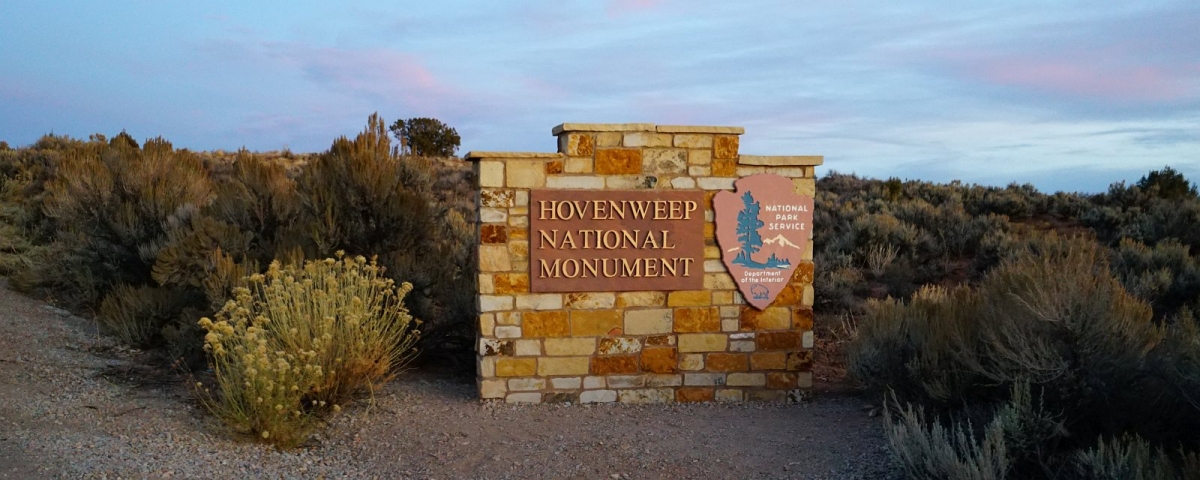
803, 330, 814, 349
679, 353, 704, 371
479, 246, 511, 272
767, 372, 798, 390
792, 308, 814, 330
583, 376, 606, 389
545, 160, 563, 175
564, 133, 594, 156
479, 161, 504, 187
787, 351, 814, 372
798, 371, 813, 388
739, 307, 791, 331
625, 309, 673, 335
792, 178, 816, 197
748, 390, 786, 402
480, 225, 507, 244
730, 340, 756, 352
688, 166, 712, 177
678, 333, 728, 352
645, 374, 683, 387
670, 177, 696, 189
551, 377, 582, 390
667, 290, 711, 307
677, 387, 715, 402
479, 295, 513, 312
711, 158, 736, 177
595, 148, 642, 175
479, 357, 496, 377
514, 339, 541, 356
684, 373, 726, 386
480, 379, 506, 398
506, 392, 542, 404
595, 132, 622, 146
616, 292, 666, 308
571, 310, 623, 336
597, 337, 642, 355
538, 357, 590, 376
715, 389, 744, 402
642, 149, 687, 175
547, 175, 605, 189
496, 311, 521, 326
641, 347, 677, 374
592, 355, 639, 375
645, 335, 675, 346
515, 190, 529, 207
580, 390, 618, 403
565, 292, 616, 310
624, 132, 673, 147
727, 373, 766, 387
564, 156, 593, 173
713, 135, 739, 159
544, 338, 596, 356
480, 189, 515, 208
607, 375, 645, 388
494, 274, 530, 295
522, 311, 570, 337
619, 389, 674, 404
508, 215, 529, 228
479, 274, 494, 294
705, 353, 748, 372
673, 307, 720, 333
495, 358, 537, 377
757, 331, 801, 350
673, 134, 713, 148
508, 378, 546, 391
480, 313, 495, 336
506, 160, 546, 188
751, 352, 787, 370
494, 326, 521, 339
515, 293, 563, 311
697, 177, 735, 190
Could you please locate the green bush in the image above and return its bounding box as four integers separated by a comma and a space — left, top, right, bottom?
388, 117, 461, 157
197, 254, 419, 447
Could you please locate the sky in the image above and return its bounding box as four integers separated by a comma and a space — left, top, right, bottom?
1, 1, 1197, 193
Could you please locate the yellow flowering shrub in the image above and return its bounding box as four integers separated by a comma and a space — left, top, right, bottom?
197, 253, 419, 446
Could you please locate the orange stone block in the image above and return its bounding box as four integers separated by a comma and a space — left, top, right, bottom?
790, 261, 815, 285
667, 290, 710, 307
509, 227, 528, 241
641, 347, 678, 373
494, 273, 530, 294
646, 335, 674, 346
792, 308, 814, 330
786, 351, 814, 372
676, 387, 715, 403
592, 355, 640, 375
711, 158, 736, 177
705, 353, 748, 372
545, 160, 564, 174
674, 307, 720, 333
571, 310, 623, 336
495, 358, 537, 377
757, 331, 801, 350
739, 306, 791, 331
750, 352, 787, 370
774, 284, 803, 306
595, 148, 642, 174
523, 311, 570, 337
480, 224, 508, 244
767, 372, 798, 389
704, 222, 715, 240
713, 135, 739, 159
704, 191, 717, 210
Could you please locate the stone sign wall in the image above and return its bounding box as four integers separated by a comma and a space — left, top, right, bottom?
466, 123, 822, 404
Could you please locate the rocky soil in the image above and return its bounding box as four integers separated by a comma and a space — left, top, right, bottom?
0, 282, 893, 479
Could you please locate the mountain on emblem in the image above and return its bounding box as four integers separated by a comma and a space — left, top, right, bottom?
713, 174, 814, 310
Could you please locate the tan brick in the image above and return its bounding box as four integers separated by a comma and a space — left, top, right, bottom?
515, 293, 562, 310
595, 148, 642, 174
618, 389, 673, 404
803, 331, 814, 349
523, 311, 570, 337
798, 371, 813, 388
547, 175, 605, 189
480, 379, 506, 398
538, 357, 590, 376
571, 310, 623, 336
704, 273, 735, 290
479, 295, 513, 312
494, 326, 521, 339
624, 132, 672, 147
608, 375, 645, 388
715, 389, 743, 402
580, 390, 617, 403
767, 372, 798, 389
494, 274, 530, 295
713, 135, 739, 159
479, 161, 504, 187
508, 378, 546, 391
595, 132, 623, 147
679, 353, 704, 371
583, 376, 606, 389
645, 374, 683, 387
673, 307, 720, 333
565, 292, 616, 310
684, 373, 726, 386
514, 339, 541, 356
507, 160, 546, 188
479, 245, 511, 272
689, 165, 712, 176
667, 290, 711, 307
496, 311, 521, 326
712, 291, 734, 305
706, 353, 748, 372
616, 291, 666, 308
551, 377, 582, 390
642, 148, 687, 175
597, 337, 642, 355
727, 373, 766, 387
793, 177, 816, 197
564, 156, 593, 173
678, 334, 728, 353
625, 309, 673, 335
592, 355, 640, 375
641, 347, 677, 374
674, 134, 713, 148
758, 331, 801, 350
676, 387, 715, 403
480, 313, 495, 336
739, 307, 791, 331
751, 352, 787, 370
544, 337, 596, 356
564, 133, 593, 156
506, 392, 542, 404
495, 358, 537, 377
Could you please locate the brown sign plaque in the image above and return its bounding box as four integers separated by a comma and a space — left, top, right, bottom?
530, 190, 705, 292
714, 174, 814, 309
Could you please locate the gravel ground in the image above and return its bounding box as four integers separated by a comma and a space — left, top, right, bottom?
0, 282, 895, 479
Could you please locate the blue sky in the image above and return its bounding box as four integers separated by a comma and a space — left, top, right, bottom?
1, 1, 1197, 193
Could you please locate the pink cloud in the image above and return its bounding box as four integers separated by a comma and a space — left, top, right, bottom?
263, 43, 454, 110
968, 56, 1194, 102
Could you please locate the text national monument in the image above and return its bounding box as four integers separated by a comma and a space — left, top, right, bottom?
467, 123, 822, 404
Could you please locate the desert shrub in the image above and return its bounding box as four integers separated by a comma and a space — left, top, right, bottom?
1137, 166, 1197, 201
294, 114, 475, 356
850, 236, 1200, 477
197, 254, 419, 446
97, 284, 198, 347
1111, 239, 1200, 320
1075, 435, 1200, 480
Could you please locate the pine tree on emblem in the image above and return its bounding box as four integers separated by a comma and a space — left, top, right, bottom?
735, 191, 765, 264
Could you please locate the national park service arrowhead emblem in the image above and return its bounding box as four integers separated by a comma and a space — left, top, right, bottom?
713, 174, 814, 310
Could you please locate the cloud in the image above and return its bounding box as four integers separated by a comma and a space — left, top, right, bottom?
606, 0, 664, 17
